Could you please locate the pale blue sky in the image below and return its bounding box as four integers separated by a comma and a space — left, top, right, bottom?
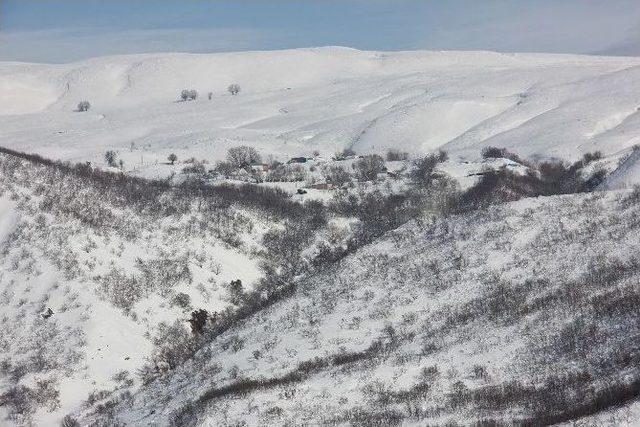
2, 0, 640, 63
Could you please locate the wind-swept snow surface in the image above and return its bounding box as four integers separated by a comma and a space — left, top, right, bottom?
2, 48, 640, 185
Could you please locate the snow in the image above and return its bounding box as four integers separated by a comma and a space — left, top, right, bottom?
2, 48, 640, 186
97, 189, 640, 426
2, 46, 640, 425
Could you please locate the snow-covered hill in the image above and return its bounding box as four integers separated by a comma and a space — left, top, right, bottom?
82, 187, 640, 426
2, 48, 640, 185
3, 47, 640, 426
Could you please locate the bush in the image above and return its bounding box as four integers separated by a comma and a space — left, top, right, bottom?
77, 101, 91, 112
410, 154, 440, 186
386, 149, 409, 161
61, 415, 81, 427
104, 150, 118, 168
481, 146, 531, 167
227, 146, 261, 169
168, 153, 178, 165
181, 160, 206, 175
323, 165, 352, 187
335, 148, 356, 160
171, 292, 191, 309
228, 84, 241, 95
354, 154, 385, 181
265, 164, 307, 182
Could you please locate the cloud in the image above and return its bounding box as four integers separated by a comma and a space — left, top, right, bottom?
0, 27, 281, 63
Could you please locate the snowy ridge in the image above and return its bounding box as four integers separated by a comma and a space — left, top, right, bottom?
2, 48, 640, 186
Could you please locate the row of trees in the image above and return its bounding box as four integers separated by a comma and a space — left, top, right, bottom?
76, 83, 242, 112
180, 84, 241, 102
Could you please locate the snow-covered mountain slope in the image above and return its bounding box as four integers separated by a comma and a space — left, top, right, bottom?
0, 153, 285, 425
2, 48, 640, 185
80, 187, 640, 426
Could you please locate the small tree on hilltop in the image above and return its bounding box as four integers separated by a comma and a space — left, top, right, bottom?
355, 154, 385, 181
168, 153, 178, 165
226, 146, 261, 169
77, 101, 91, 112
228, 84, 241, 95
104, 150, 117, 167
180, 89, 198, 101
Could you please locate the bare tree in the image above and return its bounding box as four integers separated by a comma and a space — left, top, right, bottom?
323, 165, 352, 187
214, 161, 235, 178
168, 153, 178, 165
104, 150, 117, 167
354, 154, 385, 181
180, 89, 198, 101
228, 84, 241, 95
226, 146, 261, 169
77, 101, 91, 112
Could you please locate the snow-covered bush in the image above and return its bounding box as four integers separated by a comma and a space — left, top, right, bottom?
228, 84, 241, 95
322, 165, 352, 187
180, 89, 198, 101
61, 414, 81, 427
76, 101, 91, 112
354, 154, 385, 181
104, 150, 118, 167
226, 146, 261, 169
334, 147, 356, 160
181, 160, 206, 175
386, 149, 409, 161
409, 152, 446, 186
265, 164, 307, 182
213, 161, 235, 178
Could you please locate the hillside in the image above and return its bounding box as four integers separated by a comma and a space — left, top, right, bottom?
0, 151, 311, 425
2, 48, 640, 185
79, 183, 640, 426
2, 48, 640, 426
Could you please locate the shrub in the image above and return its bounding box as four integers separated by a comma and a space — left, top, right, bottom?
386, 149, 409, 161
481, 146, 531, 167
228, 84, 241, 95
104, 150, 118, 167
188, 309, 209, 335
335, 148, 356, 160
77, 101, 91, 112
224, 279, 245, 306
168, 153, 178, 165
61, 415, 81, 427
226, 146, 261, 169
323, 165, 352, 187
410, 154, 441, 186
354, 154, 385, 181
181, 160, 206, 175
171, 292, 191, 309
213, 161, 235, 178
180, 89, 198, 101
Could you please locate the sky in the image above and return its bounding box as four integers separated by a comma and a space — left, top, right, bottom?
1, 0, 640, 63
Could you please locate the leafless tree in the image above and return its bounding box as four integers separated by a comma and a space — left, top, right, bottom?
226, 146, 261, 169
354, 154, 385, 181
228, 84, 241, 95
